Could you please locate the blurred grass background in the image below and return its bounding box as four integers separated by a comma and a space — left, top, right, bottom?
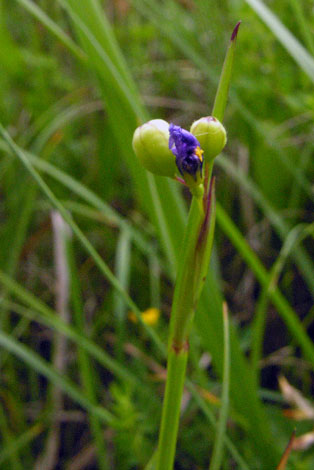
0, 0, 313, 469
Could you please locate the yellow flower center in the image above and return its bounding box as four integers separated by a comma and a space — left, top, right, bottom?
195, 146, 204, 162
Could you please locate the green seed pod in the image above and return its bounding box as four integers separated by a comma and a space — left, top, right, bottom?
132, 119, 176, 177
190, 116, 227, 162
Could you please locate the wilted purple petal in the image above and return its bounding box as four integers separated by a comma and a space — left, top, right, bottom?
169, 123, 203, 181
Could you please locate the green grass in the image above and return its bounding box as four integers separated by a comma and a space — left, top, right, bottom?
0, 1, 313, 469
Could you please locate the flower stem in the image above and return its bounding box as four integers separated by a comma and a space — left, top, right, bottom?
156, 344, 188, 470
156, 182, 216, 470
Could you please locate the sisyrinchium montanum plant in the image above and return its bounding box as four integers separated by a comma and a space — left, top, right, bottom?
132, 22, 241, 470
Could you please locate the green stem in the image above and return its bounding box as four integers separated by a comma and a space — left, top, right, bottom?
157, 186, 216, 470
156, 347, 188, 470
168, 197, 204, 347
156, 197, 201, 470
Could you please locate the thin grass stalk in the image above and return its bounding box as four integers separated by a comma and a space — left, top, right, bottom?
0, 405, 23, 470
251, 223, 314, 384
245, 0, 314, 82
209, 303, 230, 470
0, 316, 30, 368
66, 233, 109, 470
0, 424, 43, 467
186, 381, 250, 470
217, 154, 314, 296
289, 0, 314, 56
0, 330, 115, 425
216, 205, 314, 365
148, 252, 161, 310
36, 212, 71, 470
276, 431, 296, 470
0, 294, 138, 387
16, 0, 86, 61
288, 143, 314, 211
113, 228, 132, 361
0, 180, 35, 466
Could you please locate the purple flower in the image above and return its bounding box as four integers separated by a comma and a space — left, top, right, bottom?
169, 123, 203, 181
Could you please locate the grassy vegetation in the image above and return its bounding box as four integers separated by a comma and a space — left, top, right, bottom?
0, 1, 313, 469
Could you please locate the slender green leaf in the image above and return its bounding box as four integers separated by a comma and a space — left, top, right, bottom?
0, 424, 43, 466
251, 222, 314, 382
216, 204, 314, 365
209, 304, 230, 470
0, 125, 165, 352
16, 0, 86, 61
217, 154, 314, 295
0, 273, 139, 386
0, 330, 115, 424
212, 22, 241, 122
246, 0, 314, 83
66, 233, 109, 470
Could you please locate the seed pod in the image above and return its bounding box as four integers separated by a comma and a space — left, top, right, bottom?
132, 119, 176, 177
190, 116, 227, 162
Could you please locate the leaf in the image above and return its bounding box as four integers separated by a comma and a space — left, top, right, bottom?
212, 22, 241, 121
246, 0, 314, 83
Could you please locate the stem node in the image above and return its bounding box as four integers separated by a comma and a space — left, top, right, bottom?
171, 339, 189, 355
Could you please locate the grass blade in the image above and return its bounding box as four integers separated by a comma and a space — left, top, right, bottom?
0, 124, 165, 352
0, 424, 43, 466
289, 0, 314, 56
246, 0, 314, 83
16, 0, 86, 61
113, 228, 132, 361
209, 303, 230, 470
0, 272, 139, 386
217, 154, 314, 295
216, 204, 314, 365
0, 330, 115, 424
251, 222, 314, 383
66, 232, 109, 470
